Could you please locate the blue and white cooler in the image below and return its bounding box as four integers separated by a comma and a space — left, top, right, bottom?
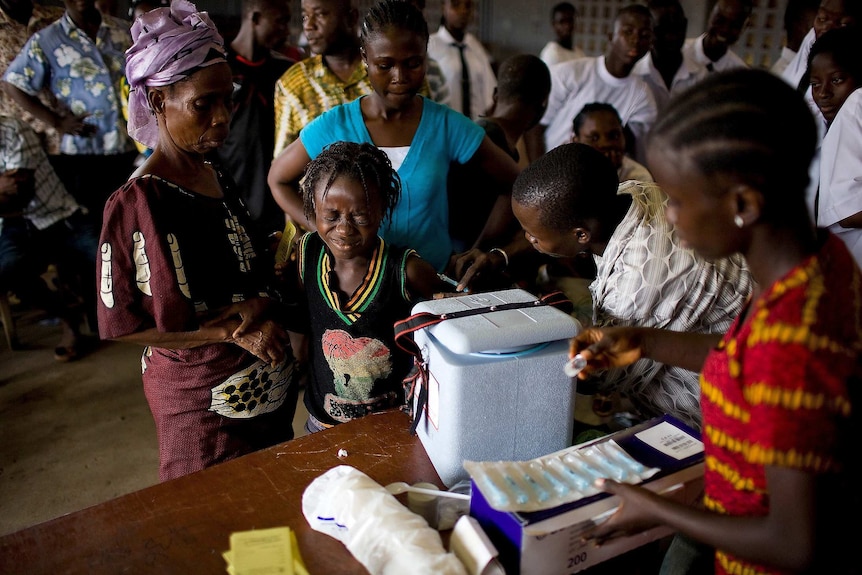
408, 289, 581, 486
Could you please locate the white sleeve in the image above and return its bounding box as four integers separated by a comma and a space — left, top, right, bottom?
540, 42, 558, 67
780, 28, 815, 88
540, 61, 573, 127
625, 87, 658, 165
819, 90, 862, 227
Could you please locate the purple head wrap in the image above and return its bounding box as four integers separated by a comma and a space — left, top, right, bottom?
125, 0, 226, 149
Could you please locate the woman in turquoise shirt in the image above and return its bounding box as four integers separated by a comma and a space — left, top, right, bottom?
268, 0, 520, 272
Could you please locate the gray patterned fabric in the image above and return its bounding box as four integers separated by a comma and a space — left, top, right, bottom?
591, 180, 753, 430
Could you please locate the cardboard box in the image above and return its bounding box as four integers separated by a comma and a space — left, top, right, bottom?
411, 289, 581, 487
469, 415, 705, 574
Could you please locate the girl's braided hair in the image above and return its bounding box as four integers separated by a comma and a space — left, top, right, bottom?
649, 68, 816, 217
301, 141, 401, 223
360, 0, 429, 48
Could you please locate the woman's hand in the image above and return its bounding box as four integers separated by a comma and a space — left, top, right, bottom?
204, 297, 274, 339
203, 298, 291, 366
569, 327, 647, 379
230, 319, 290, 367
581, 478, 663, 546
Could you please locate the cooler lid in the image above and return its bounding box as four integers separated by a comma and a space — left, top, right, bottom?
411, 288, 580, 354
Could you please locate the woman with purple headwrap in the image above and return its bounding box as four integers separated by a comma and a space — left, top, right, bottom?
96, 0, 301, 481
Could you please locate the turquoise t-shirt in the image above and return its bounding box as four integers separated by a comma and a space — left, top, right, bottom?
300, 96, 484, 271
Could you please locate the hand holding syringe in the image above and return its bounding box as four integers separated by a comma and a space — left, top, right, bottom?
437, 273, 469, 293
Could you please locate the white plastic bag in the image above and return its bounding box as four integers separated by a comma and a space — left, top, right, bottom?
302, 465, 467, 575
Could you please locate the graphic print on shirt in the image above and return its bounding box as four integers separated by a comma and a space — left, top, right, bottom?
209, 358, 294, 418
140, 346, 152, 374
166, 232, 191, 299
322, 328, 398, 423
224, 211, 255, 272
99, 242, 114, 308
132, 230, 152, 295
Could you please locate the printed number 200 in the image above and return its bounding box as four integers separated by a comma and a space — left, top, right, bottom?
567, 551, 588, 569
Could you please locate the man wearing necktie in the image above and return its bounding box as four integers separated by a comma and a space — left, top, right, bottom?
455, 42, 471, 118
681, 0, 752, 73
429, 0, 496, 120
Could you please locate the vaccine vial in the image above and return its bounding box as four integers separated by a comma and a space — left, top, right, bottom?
564, 354, 587, 377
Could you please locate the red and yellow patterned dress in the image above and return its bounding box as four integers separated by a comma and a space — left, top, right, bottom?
700, 233, 862, 575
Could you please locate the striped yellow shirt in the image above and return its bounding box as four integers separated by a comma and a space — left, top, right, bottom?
272, 55, 372, 157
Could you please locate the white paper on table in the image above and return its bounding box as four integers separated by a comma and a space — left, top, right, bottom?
634, 421, 704, 460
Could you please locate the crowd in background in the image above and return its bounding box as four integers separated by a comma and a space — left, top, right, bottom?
0, 0, 860, 573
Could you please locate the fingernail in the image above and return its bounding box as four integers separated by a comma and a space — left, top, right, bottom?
594, 478, 605, 488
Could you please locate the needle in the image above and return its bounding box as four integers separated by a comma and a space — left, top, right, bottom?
437, 273, 469, 293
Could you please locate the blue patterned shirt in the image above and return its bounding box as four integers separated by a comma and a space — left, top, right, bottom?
3, 12, 135, 156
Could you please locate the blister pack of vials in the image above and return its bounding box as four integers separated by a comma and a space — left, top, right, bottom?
464, 439, 659, 513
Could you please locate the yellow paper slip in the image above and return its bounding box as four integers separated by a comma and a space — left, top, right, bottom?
275, 220, 298, 264
223, 526, 307, 575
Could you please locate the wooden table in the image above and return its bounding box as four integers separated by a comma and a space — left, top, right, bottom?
0, 410, 444, 575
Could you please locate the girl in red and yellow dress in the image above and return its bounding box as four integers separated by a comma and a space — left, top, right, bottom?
569, 69, 862, 575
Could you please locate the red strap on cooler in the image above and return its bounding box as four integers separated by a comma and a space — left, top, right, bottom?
394, 291, 573, 435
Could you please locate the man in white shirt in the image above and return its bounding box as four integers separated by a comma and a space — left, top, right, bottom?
682, 0, 751, 73
428, 0, 495, 120
779, 0, 859, 91
539, 2, 585, 68
633, 0, 706, 112
526, 4, 656, 164
770, 0, 818, 77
